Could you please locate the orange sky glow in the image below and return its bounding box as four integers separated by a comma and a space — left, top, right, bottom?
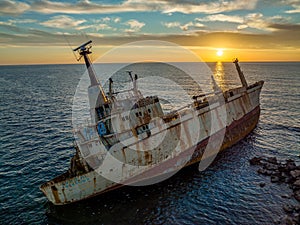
0, 0, 299, 64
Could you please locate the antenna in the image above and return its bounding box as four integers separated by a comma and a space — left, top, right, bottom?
73, 40, 97, 86
73, 40, 92, 52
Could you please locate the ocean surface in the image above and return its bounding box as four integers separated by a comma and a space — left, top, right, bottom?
0, 62, 299, 224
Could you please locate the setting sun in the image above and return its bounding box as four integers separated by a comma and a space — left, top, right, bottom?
217, 49, 223, 57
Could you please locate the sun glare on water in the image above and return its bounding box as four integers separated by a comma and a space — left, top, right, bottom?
217, 49, 223, 56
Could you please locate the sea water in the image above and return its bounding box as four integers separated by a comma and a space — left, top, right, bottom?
0, 62, 299, 224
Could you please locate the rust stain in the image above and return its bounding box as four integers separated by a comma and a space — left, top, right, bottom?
62, 188, 67, 202
121, 147, 127, 163
51, 185, 61, 204
144, 150, 152, 165
136, 142, 142, 166
93, 177, 96, 190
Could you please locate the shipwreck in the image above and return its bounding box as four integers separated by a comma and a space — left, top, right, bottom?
40, 41, 264, 205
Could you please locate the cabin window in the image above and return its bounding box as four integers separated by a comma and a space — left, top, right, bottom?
230, 91, 234, 97
136, 112, 139, 117
148, 109, 151, 113
96, 107, 105, 119
139, 112, 142, 116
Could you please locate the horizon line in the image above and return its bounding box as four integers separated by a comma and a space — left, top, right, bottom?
1, 60, 300, 66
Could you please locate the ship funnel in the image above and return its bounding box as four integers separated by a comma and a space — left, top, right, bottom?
73, 40, 107, 105
233, 58, 248, 88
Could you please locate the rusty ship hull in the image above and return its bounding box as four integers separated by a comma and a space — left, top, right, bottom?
40, 80, 263, 205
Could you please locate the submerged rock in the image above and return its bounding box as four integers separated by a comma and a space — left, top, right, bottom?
281, 194, 290, 199
259, 182, 266, 188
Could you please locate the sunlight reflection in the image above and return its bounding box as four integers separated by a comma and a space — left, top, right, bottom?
213, 61, 226, 91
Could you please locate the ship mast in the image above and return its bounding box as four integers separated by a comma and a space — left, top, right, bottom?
233, 58, 248, 88
73, 40, 107, 103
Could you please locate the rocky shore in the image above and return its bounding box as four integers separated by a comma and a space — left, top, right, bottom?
250, 156, 300, 224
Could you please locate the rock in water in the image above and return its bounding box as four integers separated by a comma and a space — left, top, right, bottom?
293, 180, 300, 190
281, 194, 290, 199
249, 156, 263, 165
294, 190, 300, 202
249, 155, 300, 223
290, 170, 300, 178
271, 176, 280, 183
286, 159, 297, 171
263, 163, 279, 171
283, 204, 294, 213
266, 157, 277, 164
279, 215, 295, 225
259, 182, 266, 188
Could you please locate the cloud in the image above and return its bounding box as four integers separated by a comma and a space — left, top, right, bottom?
196, 14, 244, 23
8, 19, 37, 24
0, 22, 23, 33
163, 22, 181, 28
1, 25, 299, 51
92, 17, 121, 24
101, 17, 111, 22
242, 13, 271, 31
286, 5, 300, 13
161, 0, 258, 14
114, 17, 121, 23
3, 0, 258, 15
124, 19, 145, 33
193, 13, 291, 32
163, 21, 205, 31
29, 0, 147, 14
281, 0, 300, 13
194, 13, 292, 32
40, 15, 86, 29
180, 22, 205, 31
237, 24, 248, 30
95, 24, 113, 31
0, 0, 30, 15
76, 23, 114, 31
239, 13, 291, 31
268, 23, 300, 31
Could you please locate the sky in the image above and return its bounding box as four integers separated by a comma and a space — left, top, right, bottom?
0, 0, 300, 64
